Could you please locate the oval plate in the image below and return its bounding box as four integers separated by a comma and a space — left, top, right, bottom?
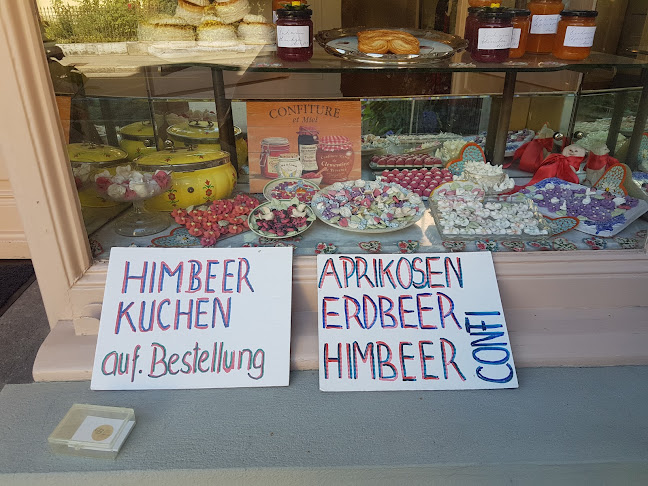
316, 27, 467, 65
248, 200, 316, 239
263, 178, 320, 203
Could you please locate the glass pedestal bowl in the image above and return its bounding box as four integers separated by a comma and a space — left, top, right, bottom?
94, 166, 173, 237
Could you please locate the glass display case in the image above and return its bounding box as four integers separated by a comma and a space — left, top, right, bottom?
1, 1, 647, 380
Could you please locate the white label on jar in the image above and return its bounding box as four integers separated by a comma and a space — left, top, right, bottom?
563, 25, 596, 47
511, 28, 522, 49
277, 159, 303, 178
477, 27, 513, 51
530, 14, 560, 34
277, 25, 310, 48
299, 144, 318, 171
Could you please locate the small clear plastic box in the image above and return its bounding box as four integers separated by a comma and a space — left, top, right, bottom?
48, 404, 135, 459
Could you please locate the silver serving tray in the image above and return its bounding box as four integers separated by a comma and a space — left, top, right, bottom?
315, 27, 467, 65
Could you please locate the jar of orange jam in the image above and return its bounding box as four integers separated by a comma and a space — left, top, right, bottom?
469, 1, 500, 6
509, 9, 530, 58
527, 0, 564, 53
552, 10, 597, 60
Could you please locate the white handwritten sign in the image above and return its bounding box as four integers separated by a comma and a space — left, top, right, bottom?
91, 247, 294, 390
317, 253, 518, 391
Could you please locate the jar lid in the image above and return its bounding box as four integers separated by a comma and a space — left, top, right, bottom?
508, 9, 531, 17
476, 7, 514, 20
560, 10, 598, 18
167, 120, 242, 144
67, 143, 128, 165
319, 135, 352, 151
298, 126, 319, 135
119, 121, 154, 139
467, 7, 488, 13
135, 147, 231, 172
277, 5, 312, 18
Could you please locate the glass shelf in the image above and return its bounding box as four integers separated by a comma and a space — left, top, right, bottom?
54, 44, 648, 75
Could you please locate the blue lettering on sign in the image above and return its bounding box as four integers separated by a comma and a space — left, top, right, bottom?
465, 311, 514, 383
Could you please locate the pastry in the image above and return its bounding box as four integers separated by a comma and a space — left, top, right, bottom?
175, 0, 207, 25
237, 14, 276, 45
138, 15, 196, 42
357, 29, 420, 55
197, 20, 240, 47
205, 0, 250, 24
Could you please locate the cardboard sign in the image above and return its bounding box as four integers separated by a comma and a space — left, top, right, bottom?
247, 100, 362, 193
317, 253, 518, 391
91, 247, 293, 390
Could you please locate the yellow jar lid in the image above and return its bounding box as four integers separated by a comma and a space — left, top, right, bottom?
119, 121, 155, 139
135, 148, 231, 172
167, 120, 242, 144
67, 143, 128, 165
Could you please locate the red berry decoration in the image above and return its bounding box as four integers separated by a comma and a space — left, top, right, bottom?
377, 167, 454, 199
172, 194, 260, 247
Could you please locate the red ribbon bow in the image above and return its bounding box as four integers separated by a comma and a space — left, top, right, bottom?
506, 138, 554, 173
586, 152, 619, 171
526, 154, 584, 187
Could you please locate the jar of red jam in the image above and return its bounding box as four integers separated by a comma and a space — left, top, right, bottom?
552, 10, 597, 60
471, 9, 514, 63
527, 0, 564, 54
276, 3, 313, 62
509, 9, 530, 58
260, 137, 290, 178
464, 7, 487, 53
317, 136, 354, 184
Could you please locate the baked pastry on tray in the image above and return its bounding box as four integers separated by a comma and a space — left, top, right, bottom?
357, 29, 420, 55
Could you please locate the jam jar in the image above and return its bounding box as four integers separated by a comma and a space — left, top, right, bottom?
527, 0, 564, 54
552, 10, 598, 60
317, 136, 354, 185
471, 9, 514, 63
469, 0, 500, 6
277, 153, 303, 178
464, 7, 487, 53
297, 126, 319, 174
260, 137, 290, 178
509, 9, 531, 58
276, 3, 313, 62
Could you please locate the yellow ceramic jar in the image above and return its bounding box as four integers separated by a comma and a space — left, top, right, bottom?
135, 147, 237, 211
67, 142, 129, 207
166, 120, 248, 170
119, 121, 158, 161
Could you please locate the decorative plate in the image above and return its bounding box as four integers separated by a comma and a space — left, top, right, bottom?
446, 143, 486, 176
263, 178, 320, 204
545, 216, 579, 236
315, 27, 467, 65
593, 164, 628, 197
520, 178, 648, 237
467, 129, 535, 158
248, 199, 315, 239
311, 180, 425, 234
632, 171, 648, 198
639, 133, 648, 163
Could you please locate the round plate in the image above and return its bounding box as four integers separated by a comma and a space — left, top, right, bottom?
310, 181, 426, 234
316, 27, 467, 65
248, 200, 315, 239
263, 178, 321, 203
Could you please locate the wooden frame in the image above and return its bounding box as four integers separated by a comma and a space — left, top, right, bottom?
1, 2, 647, 381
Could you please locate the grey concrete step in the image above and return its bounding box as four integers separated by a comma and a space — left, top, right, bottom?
1, 367, 647, 485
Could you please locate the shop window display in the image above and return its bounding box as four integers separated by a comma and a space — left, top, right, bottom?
36, 0, 648, 262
